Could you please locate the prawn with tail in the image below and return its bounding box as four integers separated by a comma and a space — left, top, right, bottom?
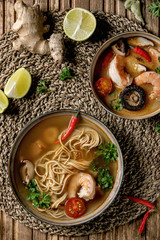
68, 173, 96, 201
134, 71, 160, 99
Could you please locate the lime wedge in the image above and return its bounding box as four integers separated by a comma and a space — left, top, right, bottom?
63, 8, 96, 41
0, 90, 9, 113
4, 68, 32, 98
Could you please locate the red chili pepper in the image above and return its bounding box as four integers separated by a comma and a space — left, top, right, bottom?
55, 111, 80, 144
129, 45, 151, 62
102, 50, 113, 69
138, 209, 153, 234
124, 196, 155, 209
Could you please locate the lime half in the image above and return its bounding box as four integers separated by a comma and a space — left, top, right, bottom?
63, 8, 96, 41
4, 68, 32, 99
0, 90, 9, 113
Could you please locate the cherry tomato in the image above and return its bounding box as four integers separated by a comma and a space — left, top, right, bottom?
94, 77, 112, 97
65, 197, 86, 218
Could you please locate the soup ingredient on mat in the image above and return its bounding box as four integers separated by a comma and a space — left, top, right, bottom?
20, 160, 34, 185
129, 45, 152, 62
155, 122, 160, 133
94, 77, 112, 97
4, 67, 32, 98
109, 55, 133, 88
59, 67, 74, 81
134, 71, 160, 99
110, 92, 123, 111
63, 8, 96, 41
124, 0, 144, 24
26, 179, 51, 208
37, 80, 51, 94
68, 173, 96, 201
127, 37, 154, 47
0, 90, 9, 113
98, 166, 113, 190
124, 196, 155, 209
124, 196, 155, 234
148, 2, 160, 17
55, 110, 80, 144
112, 39, 128, 56
138, 209, 154, 234
12, 1, 65, 62
120, 85, 146, 111
95, 142, 118, 163
65, 197, 86, 218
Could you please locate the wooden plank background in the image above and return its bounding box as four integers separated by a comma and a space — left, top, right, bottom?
0, 0, 160, 239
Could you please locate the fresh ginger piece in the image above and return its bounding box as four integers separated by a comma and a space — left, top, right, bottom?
12, 1, 65, 62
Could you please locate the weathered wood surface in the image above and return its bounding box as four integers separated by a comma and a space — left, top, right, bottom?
0, 0, 160, 239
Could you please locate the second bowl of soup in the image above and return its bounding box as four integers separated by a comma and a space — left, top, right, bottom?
9, 109, 123, 226
90, 32, 160, 119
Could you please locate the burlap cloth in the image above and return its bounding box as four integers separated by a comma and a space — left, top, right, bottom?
0, 11, 160, 236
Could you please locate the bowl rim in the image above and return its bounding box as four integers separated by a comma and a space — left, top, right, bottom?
8, 109, 124, 226
89, 31, 160, 120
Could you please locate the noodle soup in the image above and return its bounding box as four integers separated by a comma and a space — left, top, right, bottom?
9, 110, 123, 225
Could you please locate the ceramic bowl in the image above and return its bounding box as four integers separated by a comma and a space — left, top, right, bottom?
90, 32, 160, 119
9, 109, 123, 226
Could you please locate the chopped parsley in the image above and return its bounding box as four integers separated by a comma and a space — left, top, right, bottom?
155, 67, 160, 74
155, 122, 160, 133
95, 142, 118, 163
59, 67, 74, 81
37, 80, 51, 94
97, 166, 113, 190
110, 92, 123, 111
25, 179, 51, 209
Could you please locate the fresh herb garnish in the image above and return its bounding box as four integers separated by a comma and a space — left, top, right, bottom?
155, 122, 160, 133
37, 80, 51, 94
158, 56, 160, 62
148, 2, 160, 17
95, 142, 118, 163
90, 158, 99, 172
25, 179, 51, 209
97, 166, 113, 190
155, 67, 160, 74
110, 92, 123, 111
59, 67, 74, 81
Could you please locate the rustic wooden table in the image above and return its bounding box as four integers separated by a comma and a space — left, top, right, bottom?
0, 0, 160, 239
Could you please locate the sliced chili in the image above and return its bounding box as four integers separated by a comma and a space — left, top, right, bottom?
55, 111, 80, 144
138, 209, 153, 234
124, 196, 155, 209
129, 45, 152, 62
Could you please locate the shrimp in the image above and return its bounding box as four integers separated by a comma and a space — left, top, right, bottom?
109, 55, 133, 88
149, 48, 160, 68
68, 173, 96, 201
134, 71, 160, 99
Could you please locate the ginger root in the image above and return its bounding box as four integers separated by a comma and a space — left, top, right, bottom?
12, 0, 64, 62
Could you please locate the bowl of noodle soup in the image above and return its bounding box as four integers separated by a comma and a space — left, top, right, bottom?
9, 109, 123, 225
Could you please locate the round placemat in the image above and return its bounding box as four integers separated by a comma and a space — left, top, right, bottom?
0, 11, 160, 236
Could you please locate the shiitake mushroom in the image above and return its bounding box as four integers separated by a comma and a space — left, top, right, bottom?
120, 84, 146, 111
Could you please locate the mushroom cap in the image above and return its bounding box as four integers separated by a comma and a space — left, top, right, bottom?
120, 84, 146, 111
19, 160, 34, 185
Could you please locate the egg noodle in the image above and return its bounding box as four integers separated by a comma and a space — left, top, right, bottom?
34, 126, 102, 218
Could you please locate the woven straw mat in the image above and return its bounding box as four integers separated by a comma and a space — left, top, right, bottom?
0, 11, 160, 236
